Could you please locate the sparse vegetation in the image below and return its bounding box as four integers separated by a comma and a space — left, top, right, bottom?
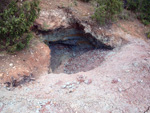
126, 0, 150, 25
0, 0, 40, 52
0, 0, 149, 53
91, 0, 150, 26
147, 31, 150, 39
92, 0, 123, 25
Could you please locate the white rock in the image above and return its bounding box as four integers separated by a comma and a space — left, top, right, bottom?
118, 88, 122, 92
137, 80, 143, 83
66, 82, 71, 85
0, 73, 3, 77
9, 63, 13, 67
117, 78, 121, 82
61, 85, 66, 89
125, 70, 130, 72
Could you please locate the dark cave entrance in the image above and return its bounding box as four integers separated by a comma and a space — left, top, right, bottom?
41, 26, 112, 74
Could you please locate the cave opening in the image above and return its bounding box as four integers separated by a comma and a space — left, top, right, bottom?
41, 26, 112, 74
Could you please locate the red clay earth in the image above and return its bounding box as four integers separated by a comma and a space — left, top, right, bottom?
0, 39, 50, 84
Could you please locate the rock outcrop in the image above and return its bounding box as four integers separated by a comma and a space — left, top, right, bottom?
35, 7, 127, 48
35, 9, 70, 31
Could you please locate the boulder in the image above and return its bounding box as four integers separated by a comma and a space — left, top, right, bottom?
35, 9, 70, 31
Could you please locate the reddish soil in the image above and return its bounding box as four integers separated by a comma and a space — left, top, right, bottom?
0, 39, 50, 84
112, 19, 149, 41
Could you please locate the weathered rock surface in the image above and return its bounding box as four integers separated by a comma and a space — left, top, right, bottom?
35, 9, 70, 31
35, 7, 127, 48
80, 22, 127, 48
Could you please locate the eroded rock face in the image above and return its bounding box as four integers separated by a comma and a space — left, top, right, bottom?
81, 22, 127, 48
35, 8, 127, 48
35, 9, 70, 31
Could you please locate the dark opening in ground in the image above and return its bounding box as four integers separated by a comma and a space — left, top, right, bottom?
42, 27, 112, 74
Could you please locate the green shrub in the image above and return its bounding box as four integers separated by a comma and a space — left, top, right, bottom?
0, 0, 40, 52
147, 31, 150, 39
126, 0, 150, 25
92, 0, 123, 25
118, 10, 131, 20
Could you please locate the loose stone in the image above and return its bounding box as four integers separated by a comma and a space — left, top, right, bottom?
9, 63, 13, 67
84, 79, 92, 85
61, 85, 67, 89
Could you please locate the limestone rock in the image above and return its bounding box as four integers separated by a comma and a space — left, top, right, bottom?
35, 9, 70, 31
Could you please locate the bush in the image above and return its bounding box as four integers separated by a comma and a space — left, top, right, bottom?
126, 0, 150, 25
92, 0, 123, 25
0, 0, 40, 52
147, 31, 150, 39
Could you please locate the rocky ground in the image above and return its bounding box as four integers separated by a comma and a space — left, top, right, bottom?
0, 0, 150, 113
0, 31, 150, 113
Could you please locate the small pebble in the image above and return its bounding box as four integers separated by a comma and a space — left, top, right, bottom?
125, 70, 130, 73
0, 73, 3, 78
112, 79, 118, 84
117, 78, 121, 82
66, 82, 71, 85
69, 88, 74, 93
76, 75, 85, 83
84, 79, 92, 85
137, 80, 143, 83
9, 63, 13, 67
61, 85, 66, 89
76, 82, 80, 85
118, 88, 122, 92
67, 85, 73, 89
71, 84, 75, 87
